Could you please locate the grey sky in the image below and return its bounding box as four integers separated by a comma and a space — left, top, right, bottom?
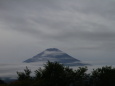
0, 0, 115, 65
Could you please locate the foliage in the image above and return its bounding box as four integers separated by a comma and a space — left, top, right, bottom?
0, 79, 5, 84
2, 62, 115, 86
16, 61, 88, 86
17, 66, 32, 81
34, 61, 66, 86
91, 66, 115, 86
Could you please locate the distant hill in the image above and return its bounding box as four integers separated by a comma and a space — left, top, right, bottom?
24, 48, 89, 66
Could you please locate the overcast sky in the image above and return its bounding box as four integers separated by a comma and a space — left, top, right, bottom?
0, 0, 115, 65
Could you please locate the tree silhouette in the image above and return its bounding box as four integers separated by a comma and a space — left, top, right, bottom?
5, 62, 115, 86
17, 66, 32, 81
34, 61, 65, 86
91, 66, 115, 86
0, 79, 5, 84
34, 61, 88, 86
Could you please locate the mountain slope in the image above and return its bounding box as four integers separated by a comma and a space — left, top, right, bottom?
24, 48, 89, 66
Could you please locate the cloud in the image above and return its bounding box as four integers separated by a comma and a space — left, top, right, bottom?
0, 63, 43, 78
0, 63, 114, 79
0, 0, 115, 64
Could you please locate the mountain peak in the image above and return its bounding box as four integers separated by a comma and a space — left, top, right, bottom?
24, 48, 89, 66
46, 48, 61, 51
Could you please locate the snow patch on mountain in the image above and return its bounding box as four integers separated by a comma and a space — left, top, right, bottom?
41, 51, 64, 57
24, 48, 89, 66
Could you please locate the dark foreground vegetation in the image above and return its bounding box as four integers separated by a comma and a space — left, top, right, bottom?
0, 61, 115, 86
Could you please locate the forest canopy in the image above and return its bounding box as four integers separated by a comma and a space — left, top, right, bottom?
0, 61, 115, 86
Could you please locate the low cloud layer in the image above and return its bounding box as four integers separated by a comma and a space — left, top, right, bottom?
0, 0, 115, 64
0, 63, 113, 78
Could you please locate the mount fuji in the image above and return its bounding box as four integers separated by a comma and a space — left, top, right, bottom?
24, 48, 89, 66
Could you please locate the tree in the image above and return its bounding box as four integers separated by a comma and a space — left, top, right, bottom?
91, 66, 115, 86
73, 67, 88, 86
0, 79, 5, 84
16, 61, 89, 86
34, 61, 88, 86
17, 67, 32, 81
34, 61, 66, 86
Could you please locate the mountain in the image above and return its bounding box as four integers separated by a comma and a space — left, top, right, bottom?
24, 48, 89, 66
